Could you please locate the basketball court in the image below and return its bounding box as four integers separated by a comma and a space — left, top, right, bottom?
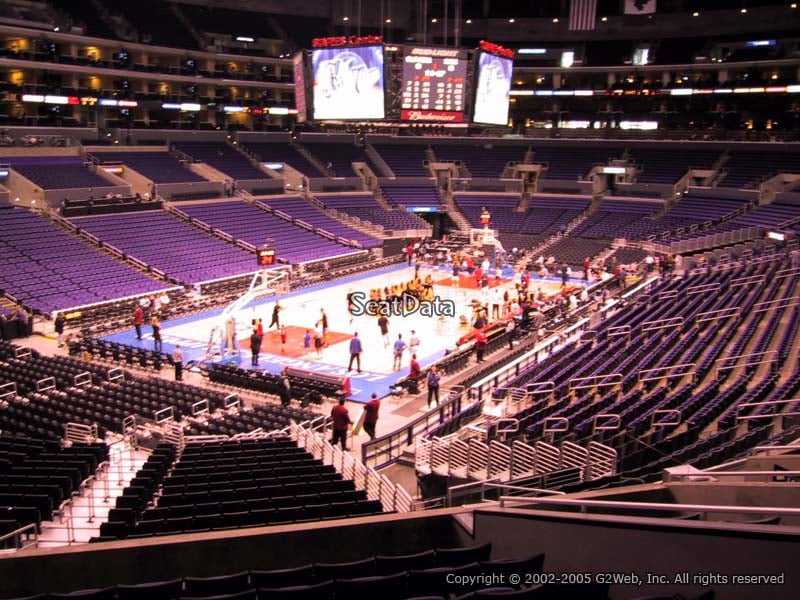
102, 261, 584, 403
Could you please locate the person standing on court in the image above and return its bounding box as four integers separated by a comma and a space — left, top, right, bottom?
427, 365, 440, 407
269, 302, 282, 329
133, 304, 144, 340
172, 345, 183, 381
363, 393, 380, 440
378, 314, 390, 347
393, 333, 407, 371
408, 353, 422, 394
331, 397, 351, 450
151, 316, 163, 352
348, 332, 363, 373
250, 328, 263, 366
409, 329, 421, 356
319, 308, 329, 345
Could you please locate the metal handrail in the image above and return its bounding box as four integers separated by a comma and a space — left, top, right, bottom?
445, 478, 566, 508
0, 523, 39, 552
361, 387, 467, 469
497, 496, 800, 518
668, 470, 800, 480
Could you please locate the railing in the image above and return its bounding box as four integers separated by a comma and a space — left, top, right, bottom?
652, 409, 682, 427
0, 381, 16, 402
642, 316, 684, 335
666, 470, 800, 483
73, 372, 92, 387
593, 414, 621, 433
64, 422, 98, 444
730, 274, 765, 288
155, 406, 174, 424
291, 421, 412, 513
509, 440, 535, 480
191, 399, 209, 417
498, 496, 800, 522
716, 350, 778, 378
568, 373, 622, 392
361, 385, 469, 469
587, 441, 618, 479
445, 478, 566, 508
534, 441, 561, 474
736, 398, 800, 421
36, 377, 55, 392
753, 295, 800, 314
638, 363, 696, 383
162, 420, 184, 451
0, 523, 39, 553
750, 444, 800, 456
696, 307, 740, 324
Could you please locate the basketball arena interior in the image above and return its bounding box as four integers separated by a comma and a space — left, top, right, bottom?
1, 1, 800, 598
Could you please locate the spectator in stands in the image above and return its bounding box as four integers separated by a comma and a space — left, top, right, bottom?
475, 330, 488, 363
560, 262, 571, 287
348, 332, 362, 373
583, 257, 591, 281
133, 304, 144, 340
54, 312, 66, 347
363, 393, 380, 440
491, 288, 502, 320
393, 334, 407, 371
506, 318, 516, 350
473, 309, 487, 330
427, 365, 440, 407
618, 267, 628, 290
330, 397, 351, 450
151, 316, 163, 352
172, 345, 183, 381
279, 367, 292, 407
250, 329, 263, 366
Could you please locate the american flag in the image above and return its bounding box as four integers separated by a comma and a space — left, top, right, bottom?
569, 0, 597, 31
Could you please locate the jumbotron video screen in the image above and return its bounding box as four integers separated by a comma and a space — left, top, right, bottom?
400, 46, 467, 122
472, 51, 513, 125
311, 45, 385, 120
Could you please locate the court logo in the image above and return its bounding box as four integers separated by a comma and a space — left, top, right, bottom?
350, 291, 455, 318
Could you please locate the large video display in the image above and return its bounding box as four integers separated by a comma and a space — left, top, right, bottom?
401, 46, 467, 122
472, 52, 513, 125
311, 46, 385, 120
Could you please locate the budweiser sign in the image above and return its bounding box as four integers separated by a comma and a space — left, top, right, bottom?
402, 110, 464, 122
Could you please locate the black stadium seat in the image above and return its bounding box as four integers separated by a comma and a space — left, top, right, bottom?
115, 578, 183, 600
257, 579, 335, 599
49, 587, 116, 600
375, 549, 437, 575
183, 572, 250, 598
435, 543, 492, 567
179, 590, 257, 600
250, 565, 314, 589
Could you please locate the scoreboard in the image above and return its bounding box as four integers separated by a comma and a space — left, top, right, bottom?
400, 46, 467, 122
